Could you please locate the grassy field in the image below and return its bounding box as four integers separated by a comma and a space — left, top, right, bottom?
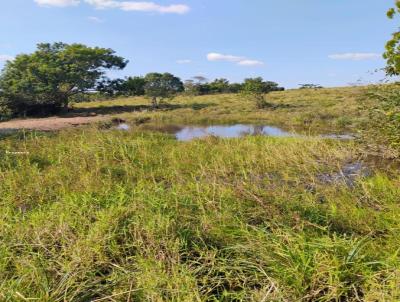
0, 87, 399, 301
73, 86, 369, 134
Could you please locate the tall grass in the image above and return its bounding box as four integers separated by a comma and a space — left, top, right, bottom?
0, 127, 399, 301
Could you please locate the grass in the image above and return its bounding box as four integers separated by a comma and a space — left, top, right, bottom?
0, 86, 399, 301
73, 86, 369, 134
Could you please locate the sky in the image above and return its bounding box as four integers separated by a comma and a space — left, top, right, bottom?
0, 0, 396, 88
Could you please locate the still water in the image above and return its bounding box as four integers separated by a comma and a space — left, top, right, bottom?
174, 124, 298, 141
115, 123, 354, 142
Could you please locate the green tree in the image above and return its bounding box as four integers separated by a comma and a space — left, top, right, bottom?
184, 76, 210, 96
240, 77, 283, 108
124, 76, 146, 96
97, 76, 145, 97
144, 73, 184, 108
228, 83, 243, 93
299, 84, 323, 89
241, 78, 268, 108
384, 1, 400, 75
208, 78, 230, 94
0, 42, 127, 116
96, 78, 126, 97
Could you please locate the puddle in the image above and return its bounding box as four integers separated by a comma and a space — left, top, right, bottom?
317, 162, 372, 187
116, 123, 130, 131
167, 124, 353, 142
174, 124, 298, 141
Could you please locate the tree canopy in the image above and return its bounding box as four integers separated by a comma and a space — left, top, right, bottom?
144, 73, 184, 107
384, 1, 400, 75
0, 42, 127, 116
241, 77, 283, 108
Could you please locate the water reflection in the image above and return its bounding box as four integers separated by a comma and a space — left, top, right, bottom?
175, 124, 298, 141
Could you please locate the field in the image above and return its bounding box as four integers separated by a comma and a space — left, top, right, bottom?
0, 87, 399, 301
73, 86, 368, 133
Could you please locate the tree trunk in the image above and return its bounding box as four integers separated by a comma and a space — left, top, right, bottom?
60, 94, 70, 113
151, 97, 158, 109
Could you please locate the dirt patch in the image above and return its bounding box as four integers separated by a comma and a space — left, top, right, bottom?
0, 116, 109, 131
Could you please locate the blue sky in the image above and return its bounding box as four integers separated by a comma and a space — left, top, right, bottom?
0, 0, 395, 88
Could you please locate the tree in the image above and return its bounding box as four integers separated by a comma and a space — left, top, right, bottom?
184, 79, 200, 95
144, 73, 184, 108
265, 81, 285, 92
97, 76, 146, 97
208, 78, 230, 94
228, 83, 243, 93
0, 42, 127, 116
241, 78, 269, 108
124, 76, 146, 96
299, 84, 323, 89
240, 77, 283, 108
192, 76, 208, 84
384, 2, 400, 75
184, 76, 211, 96
96, 78, 126, 97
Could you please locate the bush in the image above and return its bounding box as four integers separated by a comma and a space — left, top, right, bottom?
363, 84, 400, 155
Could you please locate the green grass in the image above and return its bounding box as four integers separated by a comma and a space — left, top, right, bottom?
0, 87, 399, 301
74, 86, 369, 134
1, 128, 399, 301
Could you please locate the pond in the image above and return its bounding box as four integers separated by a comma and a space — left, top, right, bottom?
115, 123, 354, 142
174, 124, 298, 141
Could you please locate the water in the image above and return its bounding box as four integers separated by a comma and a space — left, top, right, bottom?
175, 124, 297, 141
116, 123, 130, 131
115, 123, 355, 142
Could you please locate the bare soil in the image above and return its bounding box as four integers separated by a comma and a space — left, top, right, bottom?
0, 115, 108, 131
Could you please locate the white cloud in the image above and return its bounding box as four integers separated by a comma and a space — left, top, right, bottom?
176, 59, 191, 64
328, 53, 381, 61
88, 16, 104, 22
34, 0, 80, 7
207, 52, 264, 67
237, 59, 264, 66
0, 55, 14, 62
207, 52, 244, 62
84, 0, 190, 14
34, 0, 190, 14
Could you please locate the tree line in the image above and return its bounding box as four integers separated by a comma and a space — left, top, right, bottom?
0, 42, 284, 118
99, 75, 284, 98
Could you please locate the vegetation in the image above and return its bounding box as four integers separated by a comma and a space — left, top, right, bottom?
97, 75, 284, 99
97, 76, 146, 97
0, 126, 399, 301
0, 5, 399, 301
70, 86, 368, 134
384, 1, 400, 75
184, 77, 283, 97
0, 41, 284, 117
240, 77, 283, 108
299, 84, 324, 90
362, 84, 400, 155
363, 3, 400, 154
144, 73, 185, 108
0, 43, 127, 117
